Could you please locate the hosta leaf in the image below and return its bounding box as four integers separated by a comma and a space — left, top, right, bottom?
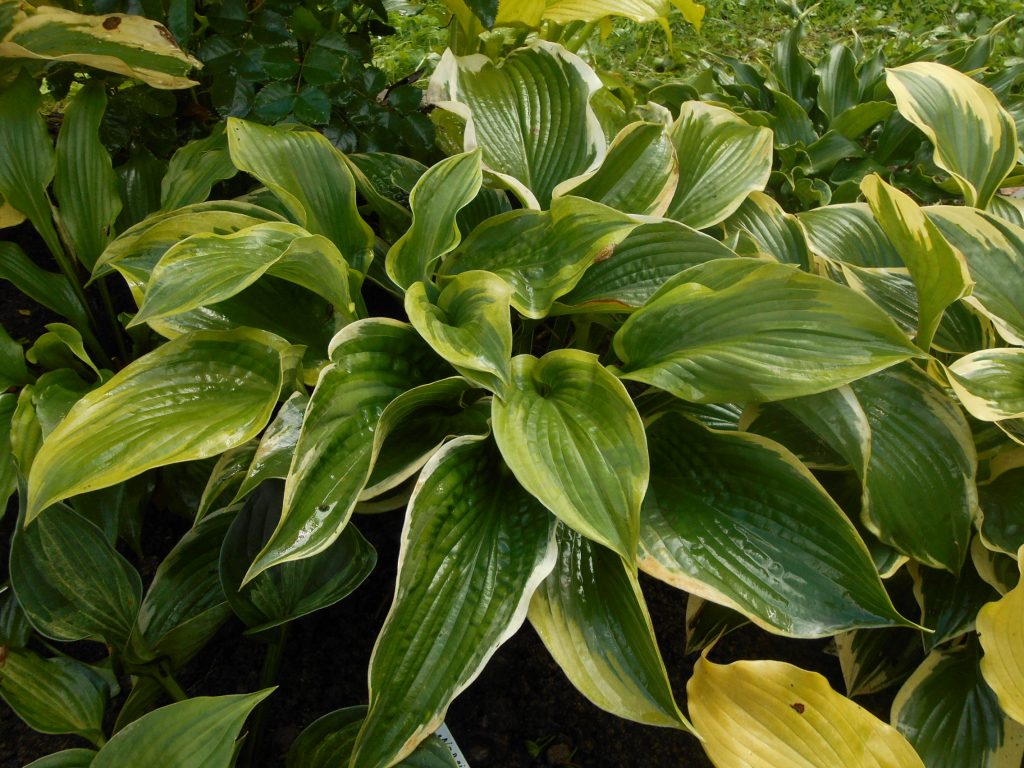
724, 191, 811, 268
949, 349, 1024, 422
972, 537, 1020, 595
850, 365, 976, 572
0, 6, 200, 89
90, 690, 274, 768
131, 509, 234, 668
350, 436, 556, 768
440, 195, 638, 319
225, 119, 374, 274
235, 391, 308, 500
529, 526, 690, 730
799, 203, 903, 268
688, 656, 924, 768
838, 265, 918, 337
861, 174, 972, 350
491, 350, 648, 562
613, 259, 921, 403
892, 641, 1024, 768
835, 627, 923, 697
665, 101, 773, 230
288, 706, 457, 768
426, 41, 604, 209
53, 81, 121, 270
130, 222, 354, 327
0, 648, 108, 744
160, 124, 238, 210
247, 321, 450, 579
406, 271, 512, 393
26, 328, 289, 519
385, 149, 482, 290
0, 243, 88, 334
0, 393, 15, 514
928, 206, 1024, 346
560, 219, 736, 310
978, 467, 1024, 555
197, 443, 257, 521
887, 62, 1018, 209
11, 502, 142, 648
640, 413, 908, 637
911, 561, 998, 652
220, 481, 375, 633
977, 550, 1024, 726
496, 0, 704, 27
23, 749, 97, 768
27, 323, 99, 380
554, 121, 678, 216
684, 595, 748, 655
990, 195, 1024, 226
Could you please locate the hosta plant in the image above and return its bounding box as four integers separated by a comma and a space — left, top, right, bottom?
4, 26, 1024, 768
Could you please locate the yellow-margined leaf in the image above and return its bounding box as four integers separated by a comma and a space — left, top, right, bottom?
978, 547, 1024, 726
688, 655, 924, 767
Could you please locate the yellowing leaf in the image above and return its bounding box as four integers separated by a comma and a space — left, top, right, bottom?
978, 547, 1024, 726
688, 655, 924, 768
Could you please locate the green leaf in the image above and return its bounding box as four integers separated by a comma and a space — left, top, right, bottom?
892, 640, 1024, 768
350, 436, 556, 768
130, 222, 354, 327
289, 706, 458, 768
684, 595, 748, 655
492, 350, 648, 563
440, 195, 638, 319
0, 6, 201, 89
949, 348, 1024, 422
385, 149, 482, 290
26, 329, 289, 519
817, 44, 859, 121
560, 219, 737, 310
665, 101, 773, 230
861, 174, 972, 350
161, 124, 238, 210
114, 147, 167, 231
27, 323, 100, 380
978, 467, 1024, 556
0, 73, 63, 261
723, 191, 810, 268
529, 526, 689, 730
0, 393, 16, 515
554, 121, 678, 216
0, 325, 29, 390
235, 391, 308, 500
689, 656, 925, 768
911, 561, 998, 652
220, 481, 375, 633
23, 749, 98, 768
0, 648, 108, 745
928, 206, 1024, 346
53, 81, 121, 270
799, 202, 903, 268
426, 42, 604, 209
90, 690, 274, 768
835, 627, 922, 697
850, 365, 976, 572
131, 509, 234, 668
887, 62, 1018, 208
639, 413, 909, 636
406, 271, 512, 393
225, 119, 374, 274
246, 321, 450, 579
11, 502, 142, 648
613, 259, 920, 403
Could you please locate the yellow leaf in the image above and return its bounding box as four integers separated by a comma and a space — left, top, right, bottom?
978, 546, 1024, 726
687, 655, 924, 767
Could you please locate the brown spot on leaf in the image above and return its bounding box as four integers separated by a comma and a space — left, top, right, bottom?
791, 702, 805, 714
102, 15, 121, 29
592, 245, 615, 264
155, 23, 178, 45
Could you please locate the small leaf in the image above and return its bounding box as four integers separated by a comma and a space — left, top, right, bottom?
529, 526, 690, 731
406, 271, 512, 393
11, 502, 142, 648
27, 329, 289, 519
688, 655, 924, 767
90, 690, 274, 768
492, 350, 648, 563
0, 648, 109, 745
350, 436, 555, 767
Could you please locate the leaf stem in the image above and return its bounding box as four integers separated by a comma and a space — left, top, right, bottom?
96, 277, 129, 364
241, 625, 289, 768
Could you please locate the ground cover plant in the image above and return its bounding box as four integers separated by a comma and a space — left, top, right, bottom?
3, 0, 1024, 766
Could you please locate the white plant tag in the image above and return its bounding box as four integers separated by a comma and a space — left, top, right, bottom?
435, 724, 471, 767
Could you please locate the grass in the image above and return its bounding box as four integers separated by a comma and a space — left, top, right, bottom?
374, 0, 1024, 83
